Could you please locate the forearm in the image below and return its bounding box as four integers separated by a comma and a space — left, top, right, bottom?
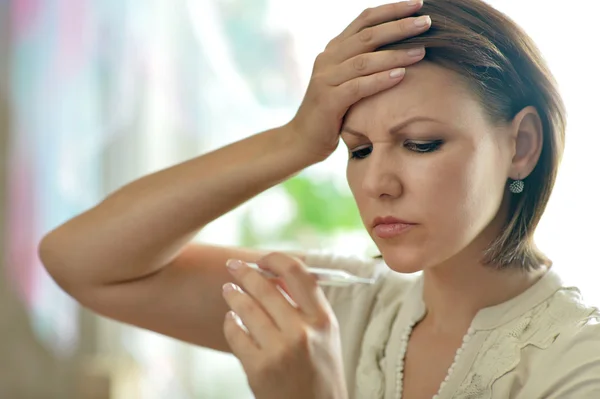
39, 125, 318, 285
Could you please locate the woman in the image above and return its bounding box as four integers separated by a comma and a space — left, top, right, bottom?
39, 0, 600, 398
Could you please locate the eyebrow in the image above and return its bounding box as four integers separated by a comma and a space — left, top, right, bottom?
341, 116, 442, 138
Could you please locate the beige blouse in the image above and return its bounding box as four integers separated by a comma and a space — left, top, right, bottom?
304, 251, 600, 399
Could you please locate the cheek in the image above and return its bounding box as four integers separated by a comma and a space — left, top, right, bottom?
425, 145, 506, 243
419, 156, 473, 217
346, 165, 373, 226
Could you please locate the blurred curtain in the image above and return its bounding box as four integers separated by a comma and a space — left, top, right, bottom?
6, 0, 304, 397
8, 0, 101, 355
1, 1, 81, 397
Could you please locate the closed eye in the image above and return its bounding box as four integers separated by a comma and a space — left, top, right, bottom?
404, 140, 444, 153
349, 146, 373, 160
349, 140, 444, 160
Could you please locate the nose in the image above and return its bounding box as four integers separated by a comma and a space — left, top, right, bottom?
360, 148, 404, 200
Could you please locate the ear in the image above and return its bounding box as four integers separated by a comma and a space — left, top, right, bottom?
509, 106, 543, 180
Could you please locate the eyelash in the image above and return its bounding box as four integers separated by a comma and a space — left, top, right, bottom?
349, 140, 444, 160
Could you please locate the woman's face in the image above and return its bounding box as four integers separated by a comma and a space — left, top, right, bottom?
343, 62, 514, 273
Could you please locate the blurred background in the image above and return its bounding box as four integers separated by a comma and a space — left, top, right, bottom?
0, 0, 598, 398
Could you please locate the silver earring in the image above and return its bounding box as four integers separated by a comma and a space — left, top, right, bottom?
509, 176, 525, 194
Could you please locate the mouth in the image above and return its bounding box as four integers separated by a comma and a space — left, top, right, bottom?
371, 216, 416, 239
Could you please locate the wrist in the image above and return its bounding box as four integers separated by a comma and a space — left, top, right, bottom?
279, 121, 333, 165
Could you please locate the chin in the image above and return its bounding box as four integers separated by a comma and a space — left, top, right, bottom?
377, 247, 426, 275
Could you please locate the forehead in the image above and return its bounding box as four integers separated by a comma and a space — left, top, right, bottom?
343, 61, 486, 132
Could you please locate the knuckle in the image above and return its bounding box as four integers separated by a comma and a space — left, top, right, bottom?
265, 252, 305, 273
391, 2, 406, 15
314, 51, 328, 67
312, 313, 335, 330
396, 19, 407, 36
348, 79, 362, 97
358, 7, 373, 24
290, 329, 311, 349
357, 26, 374, 44
285, 260, 305, 275
352, 55, 369, 72
324, 39, 337, 51
261, 251, 283, 263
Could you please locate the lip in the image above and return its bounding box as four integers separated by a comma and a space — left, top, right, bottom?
373, 223, 414, 239
372, 216, 416, 239
372, 216, 415, 228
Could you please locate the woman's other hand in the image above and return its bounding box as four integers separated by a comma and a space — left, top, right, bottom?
286, 1, 431, 162
222, 253, 347, 399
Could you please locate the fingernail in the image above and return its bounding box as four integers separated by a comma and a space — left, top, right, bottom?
389, 68, 406, 79
226, 259, 243, 271
408, 47, 425, 57
223, 283, 235, 294
414, 15, 431, 28
406, 0, 423, 7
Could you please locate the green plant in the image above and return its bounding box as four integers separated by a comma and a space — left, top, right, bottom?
239, 175, 363, 247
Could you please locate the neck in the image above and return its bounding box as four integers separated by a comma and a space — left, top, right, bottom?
420, 255, 547, 337
418, 196, 549, 336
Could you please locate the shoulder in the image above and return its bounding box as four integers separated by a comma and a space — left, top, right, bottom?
534, 319, 600, 397
524, 289, 600, 397
465, 284, 600, 398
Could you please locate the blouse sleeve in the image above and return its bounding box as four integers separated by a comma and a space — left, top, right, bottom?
531, 320, 600, 398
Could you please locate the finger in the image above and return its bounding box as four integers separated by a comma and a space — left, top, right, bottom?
226, 260, 302, 331
335, 1, 424, 42
334, 15, 431, 63
257, 253, 329, 319
222, 282, 281, 349
328, 48, 425, 86
336, 68, 408, 110
274, 279, 296, 307
223, 310, 260, 361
